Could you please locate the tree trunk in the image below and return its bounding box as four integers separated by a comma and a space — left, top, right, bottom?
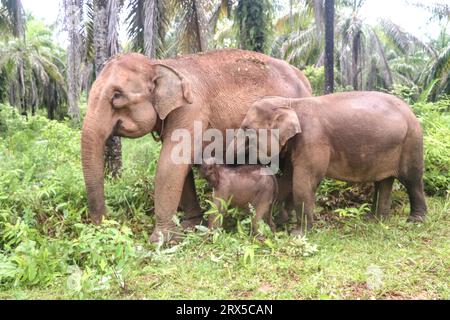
94, 0, 108, 76
352, 31, 361, 91
7, 0, 25, 38
312, 0, 325, 36
106, 0, 121, 56
93, 0, 122, 178
324, 0, 335, 94
143, 0, 156, 57
65, 0, 81, 122
193, 0, 208, 52
236, 0, 272, 53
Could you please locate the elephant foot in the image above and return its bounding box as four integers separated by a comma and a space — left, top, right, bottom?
407, 214, 426, 223
149, 228, 183, 245
275, 210, 290, 226
181, 215, 205, 230
90, 213, 104, 225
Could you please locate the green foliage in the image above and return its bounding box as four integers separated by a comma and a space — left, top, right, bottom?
335, 204, 371, 218
1, 96, 449, 297
1, 99, 450, 299
0, 0, 25, 38
303, 66, 325, 95
236, 0, 273, 53
412, 99, 450, 196
390, 84, 420, 104
0, 106, 320, 293
275, 1, 447, 95
0, 17, 67, 118
0, 105, 158, 291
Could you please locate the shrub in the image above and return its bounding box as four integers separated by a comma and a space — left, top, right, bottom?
0, 106, 158, 290
303, 66, 324, 95
0, 95, 448, 292
412, 99, 450, 196
390, 84, 420, 104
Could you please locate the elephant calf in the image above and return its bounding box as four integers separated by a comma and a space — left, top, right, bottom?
200, 159, 278, 236
238, 92, 427, 235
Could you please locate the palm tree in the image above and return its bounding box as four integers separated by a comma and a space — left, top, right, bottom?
324, 0, 335, 93
143, 0, 157, 57
174, 0, 233, 53
91, 0, 121, 75
236, 0, 273, 53
419, 26, 450, 101
279, 0, 432, 91
127, 0, 171, 57
63, 0, 82, 121
90, 0, 123, 177
0, 18, 67, 118
411, 1, 449, 21
0, 0, 25, 38
127, 0, 232, 57
412, 2, 450, 100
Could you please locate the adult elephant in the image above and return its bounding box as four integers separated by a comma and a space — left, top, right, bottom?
81, 49, 312, 243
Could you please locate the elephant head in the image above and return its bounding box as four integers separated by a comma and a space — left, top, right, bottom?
81, 53, 193, 224
232, 98, 301, 161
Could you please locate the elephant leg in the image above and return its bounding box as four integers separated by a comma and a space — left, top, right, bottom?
179, 168, 204, 230
400, 174, 427, 222
275, 205, 291, 226
150, 143, 190, 244
371, 177, 395, 219
265, 205, 277, 233
291, 189, 316, 236
398, 140, 427, 222
252, 201, 273, 239
275, 195, 294, 226
291, 165, 323, 236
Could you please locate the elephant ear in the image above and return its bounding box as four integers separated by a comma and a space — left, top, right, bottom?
273, 107, 302, 148
152, 64, 194, 120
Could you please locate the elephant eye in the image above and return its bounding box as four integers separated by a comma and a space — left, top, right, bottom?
112, 91, 123, 100
111, 91, 128, 108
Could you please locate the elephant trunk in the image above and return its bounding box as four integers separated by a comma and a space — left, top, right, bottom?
81, 112, 115, 224
226, 130, 249, 164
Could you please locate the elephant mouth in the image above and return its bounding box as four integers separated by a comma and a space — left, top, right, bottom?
111, 119, 125, 137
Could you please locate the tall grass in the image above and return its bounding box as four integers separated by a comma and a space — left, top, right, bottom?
0, 97, 449, 296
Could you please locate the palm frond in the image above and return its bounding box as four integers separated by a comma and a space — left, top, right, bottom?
281, 25, 320, 61
379, 18, 436, 57
1, 0, 25, 37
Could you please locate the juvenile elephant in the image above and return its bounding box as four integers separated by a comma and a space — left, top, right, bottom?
81, 49, 312, 243
200, 159, 278, 236
237, 92, 427, 234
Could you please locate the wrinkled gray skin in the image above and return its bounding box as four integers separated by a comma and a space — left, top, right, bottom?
200, 159, 278, 236
236, 92, 427, 235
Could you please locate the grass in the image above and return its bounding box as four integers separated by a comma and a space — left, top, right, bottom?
0, 106, 449, 300
1, 194, 449, 300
